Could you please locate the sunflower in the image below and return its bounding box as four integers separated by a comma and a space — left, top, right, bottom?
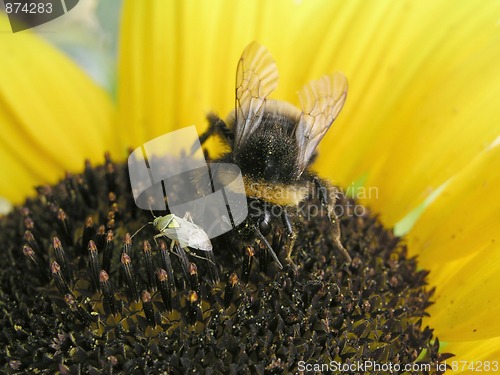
1, 0, 500, 373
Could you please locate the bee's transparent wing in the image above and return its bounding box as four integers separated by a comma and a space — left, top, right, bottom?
295, 72, 348, 174
234, 42, 279, 148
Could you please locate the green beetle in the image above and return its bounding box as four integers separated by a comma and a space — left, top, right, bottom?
151, 213, 213, 252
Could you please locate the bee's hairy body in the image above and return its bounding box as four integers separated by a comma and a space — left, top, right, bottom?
198, 42, 351, 269
218, 103, 311, 207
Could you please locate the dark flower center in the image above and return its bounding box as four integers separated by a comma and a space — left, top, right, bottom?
0, 155, 452, 373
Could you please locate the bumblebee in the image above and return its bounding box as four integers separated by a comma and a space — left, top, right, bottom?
198, 42, 351, 269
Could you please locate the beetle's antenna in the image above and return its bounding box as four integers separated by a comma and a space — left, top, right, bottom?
131, 222, 153, 239
131, 200, 158, 239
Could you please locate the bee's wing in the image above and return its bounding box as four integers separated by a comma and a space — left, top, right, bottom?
295, 73, 348, 174
234, 42, 279, 148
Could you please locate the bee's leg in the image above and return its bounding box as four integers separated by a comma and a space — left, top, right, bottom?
253, 225, 283, 270
313, 177, 351, 263
191, 113, 233, 155
281, 210, 298, 270
206, 113, 233, 144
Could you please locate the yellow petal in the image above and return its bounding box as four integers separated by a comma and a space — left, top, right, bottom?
313, 0, 500, 226
117, 0, 241, 147
0, 14, 116, 204
444, 337, 500, 373
116, 0, 314, 147
409, 144, 500, 342
425, 241, 500, 341
114, 0, 393, 148
408, 143, 500, 265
